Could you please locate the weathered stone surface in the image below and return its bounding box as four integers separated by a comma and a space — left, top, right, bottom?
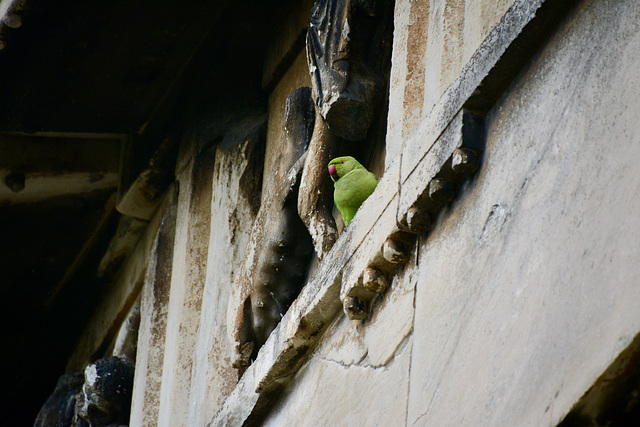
284, 87, 315, 152
212, 157, 412, 423
266, 334, 412, 426
211, 226, 350, 425
400, 0, 545, 182
328, 261, 416, 368
385, 0, 515, 164
248, 191, 314, 354
98, 216, 148, 280
129, 187, 177, 427
451, 147, 481, 175
384, 0, 427, 164
342, 295, 368, 320
306, 0, 394, 141
405, 206, 432, 232
112, 302, 141, 364
381, 238, 408, 264
285, 85, 338, 261
187, 123, 264, 426
230, 88, 314, 367
157, 137, 215, 427
213, 2, 640, 426
362, 267, 387, 294
298, 105, 338, 260
398, 109, 484, 219
337, 158, 417, 318
408, 2, 640, 425
263, 51, 312, 192
263, 262, 417, 426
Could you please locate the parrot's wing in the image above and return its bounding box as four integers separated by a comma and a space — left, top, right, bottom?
334, 169, 378, 225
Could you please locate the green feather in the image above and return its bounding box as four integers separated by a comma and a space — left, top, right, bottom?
328, 156, 378, 226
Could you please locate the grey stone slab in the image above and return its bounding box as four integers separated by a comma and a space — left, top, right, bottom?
408, 1, 640, 425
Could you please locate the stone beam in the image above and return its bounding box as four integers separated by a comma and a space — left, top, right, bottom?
0, 132, 124, 204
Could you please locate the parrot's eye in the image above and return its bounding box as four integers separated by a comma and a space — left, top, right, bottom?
340, 161, 344, 164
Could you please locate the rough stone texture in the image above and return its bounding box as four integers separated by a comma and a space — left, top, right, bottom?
397, 109, 484, 218
211, 0, 534, 420
229, 50, 315, 365
263, 51, 312, 193
267, 335, 412, 426
211, 158, 406, 424
408, 2, 640, 425
386, 0, 515, 164
284, 86, 337, 261
422, 0, 514, 121
230, 149, 312, 364
298, 106, 338, 259
399, 0, 548, 183
215, 0, 640, 425
156, 139, 214, 427
112, 302, 141, 364
56, 1, 640, 425
264, 257, 417, 425
187, 132, 263, 426
306, 0, 393, 141
129, 188, 177, 427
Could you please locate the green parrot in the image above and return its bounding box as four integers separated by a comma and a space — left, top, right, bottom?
328, 156, 378, 226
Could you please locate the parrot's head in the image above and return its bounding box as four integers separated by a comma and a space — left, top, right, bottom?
328, 156, 363, 182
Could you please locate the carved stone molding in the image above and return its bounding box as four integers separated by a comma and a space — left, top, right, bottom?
298, 105, 338, 260
340, 110, 485, 320
306, 0, 393, 141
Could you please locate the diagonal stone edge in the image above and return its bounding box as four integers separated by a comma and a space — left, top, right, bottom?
210, 0, 584, 424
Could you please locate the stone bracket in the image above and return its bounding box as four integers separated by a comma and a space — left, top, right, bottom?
398, 109, 485, 230
339, 110, 485, 321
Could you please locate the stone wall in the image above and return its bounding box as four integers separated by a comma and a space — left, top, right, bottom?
62, 0, 640, 426
267, 1, 640, 425
386, 0, 515, 162
264, 0, 640, 425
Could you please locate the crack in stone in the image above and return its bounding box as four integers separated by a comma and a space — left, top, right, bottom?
317, 349, 368, 370
405, 281, 418, 425
318, 323, 414, 373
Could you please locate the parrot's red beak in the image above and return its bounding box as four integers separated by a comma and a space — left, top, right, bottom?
328, 164, 337, 181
